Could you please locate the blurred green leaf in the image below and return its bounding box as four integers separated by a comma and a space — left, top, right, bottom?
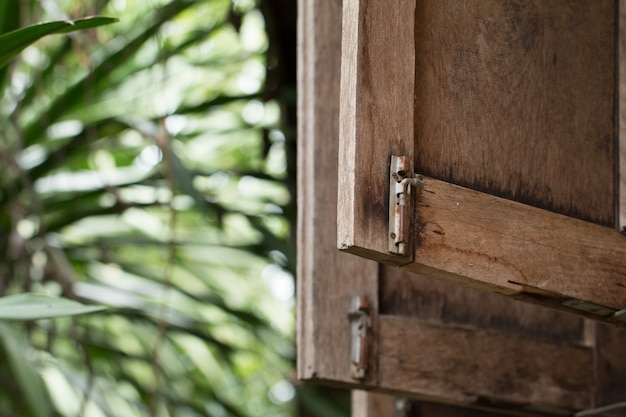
0, 0, 20, 89
22, 1, 196, 147
0, 16, 118, 69
0, 323, 53, 417
0, 294, 105, 320
0, 1, 301, 416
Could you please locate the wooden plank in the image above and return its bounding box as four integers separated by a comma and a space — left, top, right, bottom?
379, 266, 587, 344
337, 0, 416, 265
403, 176, 626, 316
378, 315, 594, 412
403, 402, 549, 417
351, 393, 534, 417
594, 323, 626, 406
414, 0, 615, 227
336, 0, 624, 325
620, 0, 626, 232
379, 268, 626, 413
297, 0, 379, 384
352, 391, 395, 417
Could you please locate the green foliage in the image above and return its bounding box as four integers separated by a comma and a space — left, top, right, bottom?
0, 323, 54, 417
0, 1, 295, 416
0, 17, 118, 69
0, 294, 105, 320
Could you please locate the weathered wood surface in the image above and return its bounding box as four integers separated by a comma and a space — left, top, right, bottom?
595, 323, 626, 405
406, 177, 626, 314
337, 0, 416, 265
336, 0, 624, 324
414, 0, 615, 227
297, 0, 379, 384
378, 315, 594, 411
302, 0, 626, 413
380, 267, 626, 411
402, 402, 551, 417
620, 0, 626, 232
380, 266, 587, 344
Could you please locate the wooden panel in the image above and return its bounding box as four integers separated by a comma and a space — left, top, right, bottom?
297, 0, 379, 384
380, 266, 587, 344
380, 268, 626, 411
378, 315, 594, 411
414, 0, 615, 227
403, 402, 548, 417
594, 324, 626, 405
402, 176, 626, 317
304, 0, 626, 413
336, 0, 624, 325
337, 0, 416, 265
620, 0, 626, 232
354, 317, 626, 416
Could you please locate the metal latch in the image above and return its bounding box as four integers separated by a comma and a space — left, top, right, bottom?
347, 295, 371, 380
389, 156, 422, 255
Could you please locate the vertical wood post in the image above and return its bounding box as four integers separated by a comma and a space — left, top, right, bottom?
297, 0, 379, 384
616, 0, 626, 232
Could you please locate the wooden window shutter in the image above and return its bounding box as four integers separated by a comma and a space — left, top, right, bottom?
298, 0, 626, 415
337, 0, 626, 325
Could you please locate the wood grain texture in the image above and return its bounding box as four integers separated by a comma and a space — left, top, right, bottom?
351, 391, 395, 417
378, 315, 594, 411
337, 0, 623, 325
402, 402, 558, 417
406, 177, 626, 314
380, 267, 626, 410
380, 266, 587, 344
297, 0, 379, 384
337, 0, 416, 265
617, 0, 626, 231
302, 0, 626, 411
594, 323, 626, 406
414, 0, 615, 227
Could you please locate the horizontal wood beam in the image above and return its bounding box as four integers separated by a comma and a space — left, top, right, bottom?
397, 176, 626, 322
378, 315, 594, 413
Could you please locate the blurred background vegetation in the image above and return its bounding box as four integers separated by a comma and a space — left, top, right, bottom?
0, 0, 348, 416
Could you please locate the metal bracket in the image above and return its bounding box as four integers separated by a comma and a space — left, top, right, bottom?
389, 155, 423, 255
347, 295, 371, 380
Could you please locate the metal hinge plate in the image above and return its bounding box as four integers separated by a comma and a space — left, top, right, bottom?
388, 155, 422, 255
347, 295, 371, 380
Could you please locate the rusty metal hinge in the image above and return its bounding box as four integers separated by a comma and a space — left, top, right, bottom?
347, 295, 371, 380
389, 156, 422, 255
